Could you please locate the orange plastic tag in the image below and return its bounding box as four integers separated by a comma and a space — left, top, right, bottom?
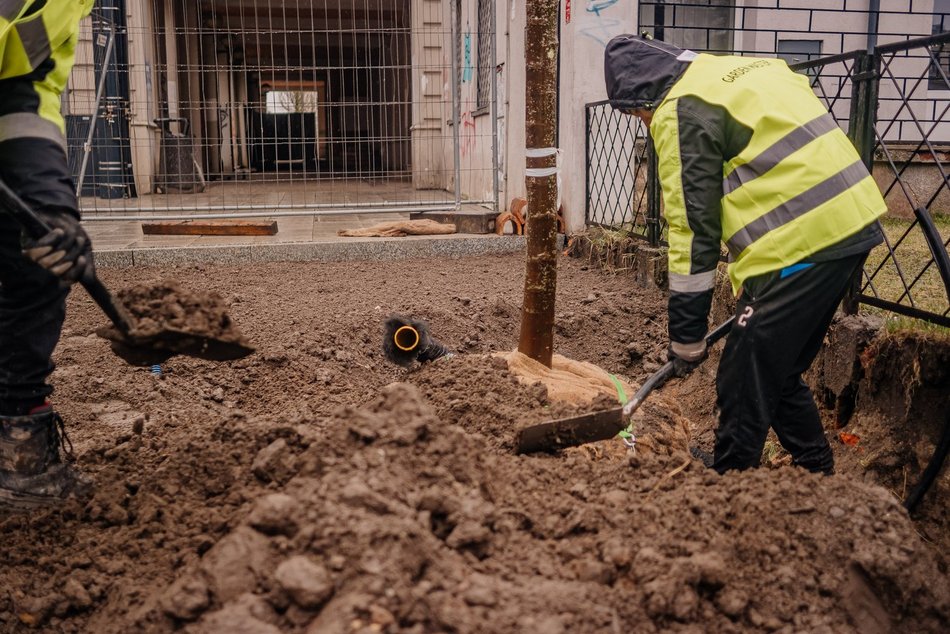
838, 432, 860, 447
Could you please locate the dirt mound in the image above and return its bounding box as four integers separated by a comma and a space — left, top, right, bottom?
0, 255, 946, 633
127, 373, 948, 633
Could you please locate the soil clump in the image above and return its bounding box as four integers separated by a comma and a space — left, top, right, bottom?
100, 280, 250, 343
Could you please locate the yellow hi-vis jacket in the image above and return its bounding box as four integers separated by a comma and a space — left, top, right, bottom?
0, 0, 94, 145
652, 53, 887, 296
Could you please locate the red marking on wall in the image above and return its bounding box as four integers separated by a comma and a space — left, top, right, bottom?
566, 0, 572, 24
461, 111, 477, 157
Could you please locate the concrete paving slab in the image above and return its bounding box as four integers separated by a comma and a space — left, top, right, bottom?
82, 202, 516, 267
126, 236, 200, 249
190, 235, 287, 246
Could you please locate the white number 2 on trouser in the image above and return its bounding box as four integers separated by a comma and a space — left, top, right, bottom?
737, 305, 754, 328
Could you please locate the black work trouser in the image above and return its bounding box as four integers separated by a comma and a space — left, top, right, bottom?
712, 252, 868, 474
0, 137, 79, 414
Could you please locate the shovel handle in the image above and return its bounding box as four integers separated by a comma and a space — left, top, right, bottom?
621, 362, 675, 418
0, 178, 135, 335
0, 179, 52, 238
621, 316, 736, 418
80, 276, 135, 335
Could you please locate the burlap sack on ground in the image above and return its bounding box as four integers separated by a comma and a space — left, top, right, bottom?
338, 219, 456, 237
494, 350, 635, 405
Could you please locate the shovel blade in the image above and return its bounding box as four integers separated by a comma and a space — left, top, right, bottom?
517, 407, 624, 454
139, 330, 256, 361
99, 326, 255, 366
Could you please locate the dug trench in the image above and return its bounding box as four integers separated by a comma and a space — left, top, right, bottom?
0, 253, 946, 633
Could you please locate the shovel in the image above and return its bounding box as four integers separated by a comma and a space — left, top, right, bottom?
0, 179, 254, 365
516, 316, 735, 454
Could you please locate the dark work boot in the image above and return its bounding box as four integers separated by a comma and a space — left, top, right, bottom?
689, 445, 714, 468
0, 406, 94, 510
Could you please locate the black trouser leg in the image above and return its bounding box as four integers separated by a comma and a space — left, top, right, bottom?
771, 376, 834, 473
712, 253, 867, 474
0, 138, 78, 414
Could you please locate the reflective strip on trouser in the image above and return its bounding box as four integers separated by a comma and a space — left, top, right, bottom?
669, 269, 716, 293
723, 113, 839, 195
725, 160, 870, 255
14, 15, 51, 69
0, 112, 65, 150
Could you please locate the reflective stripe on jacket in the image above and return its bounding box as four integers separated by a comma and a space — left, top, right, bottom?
651, 54, 887, 296
0, 0, 94, 141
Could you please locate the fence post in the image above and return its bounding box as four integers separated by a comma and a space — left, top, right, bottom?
843, 51, 881, 314
646, 136, 661, 248
584, 105, 591, 226
847, 52, 880, 170
450, 0, 462, 211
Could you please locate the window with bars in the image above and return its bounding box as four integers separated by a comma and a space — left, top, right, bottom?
930, 0, 950, 90
777, 39, 821, 83
639, 0, 734, 53
476, 0, 493, 110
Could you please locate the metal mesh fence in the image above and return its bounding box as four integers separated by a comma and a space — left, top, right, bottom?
585, 102, 647, 231
792, 37, 950, 327
857, 35, 950, 327
65, 0, 498, 220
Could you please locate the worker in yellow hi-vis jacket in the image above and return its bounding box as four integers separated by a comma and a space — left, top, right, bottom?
605, 35, 887, 475
0, 0, 97, 510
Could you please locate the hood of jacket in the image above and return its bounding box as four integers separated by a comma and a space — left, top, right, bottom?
604, 35, 695, 111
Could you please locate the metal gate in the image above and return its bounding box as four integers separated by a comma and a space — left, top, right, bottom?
65, 0, 499, 220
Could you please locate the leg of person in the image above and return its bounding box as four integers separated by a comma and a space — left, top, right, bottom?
713, 254, 867, 474
0, 137, 92, 509
772, 375, 834, 473
769, 254, 868, 474
712, 287, 781, 473
0, 138, 77, 414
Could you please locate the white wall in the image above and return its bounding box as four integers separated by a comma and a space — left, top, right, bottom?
498, 0, 638, 232
734, 1, 949, 144
445, 0, 639, 227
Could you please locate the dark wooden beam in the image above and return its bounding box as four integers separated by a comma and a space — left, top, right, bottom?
142, 220, 279, 236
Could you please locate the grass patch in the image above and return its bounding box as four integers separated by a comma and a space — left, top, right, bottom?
883, 315, 950, 337
762, 438, 790, 467
861, 214, 949, 317
574, 226, 641, 272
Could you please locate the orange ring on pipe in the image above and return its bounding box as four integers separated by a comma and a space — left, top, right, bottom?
394, 325, 421, 352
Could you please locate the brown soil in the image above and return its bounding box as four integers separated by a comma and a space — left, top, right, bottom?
814, 323, 950, 552
0, 254, 947, 633
95, 280, 253, 365
102, 279, 251, 342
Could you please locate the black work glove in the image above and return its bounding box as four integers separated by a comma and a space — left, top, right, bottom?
22, 212, 95, 284
667, 340, 708, 378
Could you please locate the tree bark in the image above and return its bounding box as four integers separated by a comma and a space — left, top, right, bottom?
518, 0, 560, 367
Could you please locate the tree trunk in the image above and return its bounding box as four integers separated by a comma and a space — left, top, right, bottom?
518, 0, 560, 367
